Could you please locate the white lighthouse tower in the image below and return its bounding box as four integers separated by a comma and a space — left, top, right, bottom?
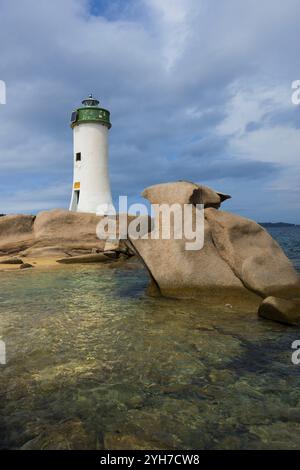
69, 94, 114, 214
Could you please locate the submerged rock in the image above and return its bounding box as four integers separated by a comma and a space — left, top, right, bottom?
258, 296, 300, 326
104, 432, 166, 450
20, 419, 95, 450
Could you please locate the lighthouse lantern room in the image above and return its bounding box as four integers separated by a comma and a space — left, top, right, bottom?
69, 94, 113, 215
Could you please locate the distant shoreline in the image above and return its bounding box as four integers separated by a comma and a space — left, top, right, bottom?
260, 222, 300, 228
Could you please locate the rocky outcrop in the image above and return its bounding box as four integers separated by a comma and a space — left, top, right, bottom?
258, 297, 300, 326
0, 210, 135, 260
128, 181, 300, 303
0, 211, 104, 257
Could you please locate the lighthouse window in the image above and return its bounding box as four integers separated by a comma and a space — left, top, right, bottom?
76, 152, 81, 162
71, 111, 78, 123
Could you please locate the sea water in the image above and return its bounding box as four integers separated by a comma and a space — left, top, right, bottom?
0, 227, 299, 449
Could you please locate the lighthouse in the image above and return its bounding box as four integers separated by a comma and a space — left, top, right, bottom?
69, 94, 114, 214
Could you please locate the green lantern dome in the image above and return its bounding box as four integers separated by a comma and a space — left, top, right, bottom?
70, 94, 111, 129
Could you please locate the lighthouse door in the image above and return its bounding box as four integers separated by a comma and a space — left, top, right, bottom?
69, 189, 81, 212
75, 190, 80, 206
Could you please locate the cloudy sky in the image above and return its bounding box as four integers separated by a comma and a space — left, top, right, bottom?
0, 0, 299, 222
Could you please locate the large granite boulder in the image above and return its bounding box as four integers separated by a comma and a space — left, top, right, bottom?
258, 297, 300, 326
128, 181, 300, 302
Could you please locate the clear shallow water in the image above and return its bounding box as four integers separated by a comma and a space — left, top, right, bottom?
0, 228, 299, 450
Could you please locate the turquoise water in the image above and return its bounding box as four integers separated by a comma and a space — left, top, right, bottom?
0, 228, 299, 450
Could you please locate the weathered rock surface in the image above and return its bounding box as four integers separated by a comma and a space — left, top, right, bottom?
205, 208, 300, 298
33, 209, 105, 252
0, 214, 35, 254
129, 217, 248, 299
258, 296, 300, 326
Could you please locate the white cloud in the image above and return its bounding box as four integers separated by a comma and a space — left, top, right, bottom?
143, 0, 193, 69
217, 83, 300, 198
229, 127, 300, 167
217, 83, 291, 136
